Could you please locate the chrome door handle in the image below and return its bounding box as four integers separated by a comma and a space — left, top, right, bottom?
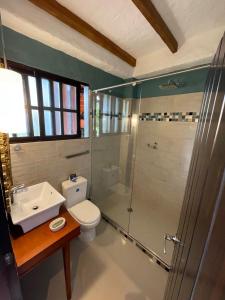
164, 233, 182, 254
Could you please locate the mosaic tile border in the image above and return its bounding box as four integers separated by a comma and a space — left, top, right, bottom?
91, 111, 132, 119
102, 213, 171, 272
139, 112, 199, 122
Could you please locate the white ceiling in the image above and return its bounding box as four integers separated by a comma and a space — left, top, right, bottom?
1, 0, 225, 79
57, 0, 225, 56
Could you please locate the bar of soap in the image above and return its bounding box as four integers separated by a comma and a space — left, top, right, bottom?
49, 217, 66, 232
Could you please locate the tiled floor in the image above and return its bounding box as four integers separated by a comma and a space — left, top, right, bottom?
21, 220, 168, 300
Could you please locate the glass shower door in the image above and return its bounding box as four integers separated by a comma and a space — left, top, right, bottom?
91, 92, 134, 231
91, 83, 203, 268
128, 93, 201, 266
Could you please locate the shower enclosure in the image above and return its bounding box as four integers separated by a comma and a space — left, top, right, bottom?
90, 80, 202, 268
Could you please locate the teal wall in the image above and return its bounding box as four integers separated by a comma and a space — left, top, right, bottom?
134, 67, 209, 98
0, 26, 124, 90
1, 26, 209, 99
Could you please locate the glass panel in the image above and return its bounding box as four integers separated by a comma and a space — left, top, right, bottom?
91, 92, 134, 232
55, 111, 61, 135
91, 87, 201, 268
41, 79, 51, 107
31, 109, 40, 136
44, 110, 53, 136
53, 81, 60, 108
28, 76, 38, 106
63, 112, 77, 135
62, 84, 76, 109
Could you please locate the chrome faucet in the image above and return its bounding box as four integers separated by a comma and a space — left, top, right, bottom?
10, 184, 26, 204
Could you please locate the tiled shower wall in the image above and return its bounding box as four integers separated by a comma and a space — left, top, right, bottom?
10, 139, 91, 194
91, 133, 132, 230
129, 92, 203, 266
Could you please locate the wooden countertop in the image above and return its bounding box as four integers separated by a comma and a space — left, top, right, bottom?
11, 207, 80, 277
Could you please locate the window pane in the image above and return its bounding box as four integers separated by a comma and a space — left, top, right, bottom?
102, 116, 110, 133
122, 100, 129, 117
102, 95, 111, 133
113, 117, 118, 133
53, 81, 60, 108
32, 109, 40, 136
80, 85, 89, 138
103, 95, 111, 114
62, 84, 76, 109
95, 99, 100, 137
44, 110, 53, 136
115, 98, 119, 114
55, 111, 61, 135
28, 76, 38, 106
112, 97, 119, 133
121, 100, 130, 132
63, 112, 77, 135
42, 79, 51, 107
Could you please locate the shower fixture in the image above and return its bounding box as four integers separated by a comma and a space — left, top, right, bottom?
93, 65, 209, 93
159, 79, 185, 90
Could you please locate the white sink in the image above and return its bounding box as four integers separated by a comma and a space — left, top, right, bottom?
10, 182, 66, 233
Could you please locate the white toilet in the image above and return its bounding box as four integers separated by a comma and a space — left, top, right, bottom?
62, 176, 101, 242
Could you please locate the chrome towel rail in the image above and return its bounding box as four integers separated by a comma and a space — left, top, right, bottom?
65, 150, 90, 159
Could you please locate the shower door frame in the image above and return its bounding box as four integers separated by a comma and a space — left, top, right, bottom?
164, 32, 225, 300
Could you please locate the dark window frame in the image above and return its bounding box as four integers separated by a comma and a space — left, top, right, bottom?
6, 61, 89, 144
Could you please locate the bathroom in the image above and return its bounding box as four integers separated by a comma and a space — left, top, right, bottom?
0, 1, 225, 300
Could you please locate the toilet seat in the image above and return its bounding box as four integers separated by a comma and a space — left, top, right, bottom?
68, 200, 101, 225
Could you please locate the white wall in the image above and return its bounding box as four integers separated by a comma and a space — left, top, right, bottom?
129, 92, 203, 265
134, 26, 224, 78
10, 139, 91, 194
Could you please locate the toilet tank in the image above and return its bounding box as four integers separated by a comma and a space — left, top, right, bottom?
62, 176, 87, 208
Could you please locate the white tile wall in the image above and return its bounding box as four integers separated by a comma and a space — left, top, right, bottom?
140, 92, 203, 113
129, 92, 203, 265
10, 139, 91, 194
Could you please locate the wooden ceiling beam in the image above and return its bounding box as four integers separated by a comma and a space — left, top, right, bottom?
132, 0, 178, 53
28, 0, 136, 66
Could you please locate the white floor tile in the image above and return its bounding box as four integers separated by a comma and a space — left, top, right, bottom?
21, 220, 168, 300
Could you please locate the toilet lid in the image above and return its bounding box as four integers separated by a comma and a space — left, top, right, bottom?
69, 200, 100, 225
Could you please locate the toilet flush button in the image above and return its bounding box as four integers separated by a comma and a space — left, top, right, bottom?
49, 217, 66, 232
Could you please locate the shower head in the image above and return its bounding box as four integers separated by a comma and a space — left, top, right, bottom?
159, 79, 185, 90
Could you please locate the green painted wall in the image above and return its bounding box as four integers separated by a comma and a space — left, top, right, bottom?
134, 67, 209, 98
0, 26, 124, 90
0, 26, 209, 99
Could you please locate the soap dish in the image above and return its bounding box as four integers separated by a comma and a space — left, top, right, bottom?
49, 217, 66, 232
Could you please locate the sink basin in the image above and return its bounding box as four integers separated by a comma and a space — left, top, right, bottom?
10, 182, 66, 233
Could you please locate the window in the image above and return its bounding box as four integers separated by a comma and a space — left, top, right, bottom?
93, 93, 131, 137
8, 62, 89, 142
